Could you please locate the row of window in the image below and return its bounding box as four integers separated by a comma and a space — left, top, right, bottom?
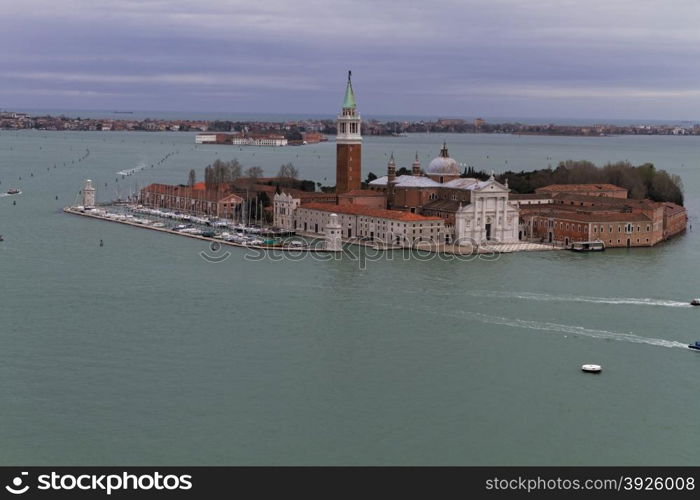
533, 220, 652, 234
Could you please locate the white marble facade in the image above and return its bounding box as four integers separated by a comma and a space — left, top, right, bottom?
454, 178, 519, 245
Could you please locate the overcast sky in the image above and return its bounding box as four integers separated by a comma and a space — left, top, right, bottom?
2, 0, 699, 120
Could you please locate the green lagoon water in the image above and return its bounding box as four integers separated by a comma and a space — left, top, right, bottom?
1, 130, 699, 465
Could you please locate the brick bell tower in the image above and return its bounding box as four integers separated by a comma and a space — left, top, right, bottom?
336, 71, 362, 193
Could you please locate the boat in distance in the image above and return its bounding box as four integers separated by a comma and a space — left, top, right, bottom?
691, 299, 700, 306
688, 342, 700, 351
570, 240, 605, 252
581, 364, 602, 373
6, 188, 20, 195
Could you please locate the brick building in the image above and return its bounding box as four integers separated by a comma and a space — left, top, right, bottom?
520, 190, 686, 248
534, 183, 628, 199
523, 208, 662, 247
662, 203, 688, 239
139, 183, 242, 219
337, 189, 386, 209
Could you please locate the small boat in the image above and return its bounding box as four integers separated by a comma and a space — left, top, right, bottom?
581, 364, 602, 373
6, 188, 20, 195
0, 235, 3, 242
691, 299, 700, 306
570, 240, 605, 252
688, 341, 700, 351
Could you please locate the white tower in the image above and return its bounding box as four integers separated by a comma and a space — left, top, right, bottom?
82, 179, 96, 208
325, 213, 343, 251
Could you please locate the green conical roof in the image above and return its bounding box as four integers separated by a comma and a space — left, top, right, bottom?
343, 70, 356, 109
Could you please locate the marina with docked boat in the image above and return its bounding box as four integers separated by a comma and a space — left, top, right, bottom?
65, 180, 343, 252
65, 199, 324, 253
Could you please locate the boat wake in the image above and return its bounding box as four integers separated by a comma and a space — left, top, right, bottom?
117, 162, 146, 176
467, 312, 688, 349
469, 290, 691, 308
388, 302, 688, 350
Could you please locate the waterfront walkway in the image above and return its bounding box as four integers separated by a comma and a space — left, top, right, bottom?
293, 230, 561, 254
412, 240, 562, 254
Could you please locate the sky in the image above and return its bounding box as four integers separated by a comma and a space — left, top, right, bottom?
2, 0, 699, 120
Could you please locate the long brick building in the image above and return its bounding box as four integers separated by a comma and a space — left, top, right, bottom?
534, 183, 628, 199
139, 183, 242, 219
519, 185, 686, 248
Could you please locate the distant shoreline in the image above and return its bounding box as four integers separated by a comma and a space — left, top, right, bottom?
1, 110, 697, 136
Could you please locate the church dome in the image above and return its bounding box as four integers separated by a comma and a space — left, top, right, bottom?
427, 142, 460, 175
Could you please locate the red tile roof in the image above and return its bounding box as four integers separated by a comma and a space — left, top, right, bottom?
141, 183, 234, 203
337, 189, 386, 197
663, 203, 686, 215
536, 183, 627, 192
299, 202, 443, 222
525, 208, 651, 222
296, 192, 337, 200
509, 193, 552, 200
552, 193, 659, 209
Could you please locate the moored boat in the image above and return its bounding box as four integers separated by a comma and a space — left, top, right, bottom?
570, 240, 605, 252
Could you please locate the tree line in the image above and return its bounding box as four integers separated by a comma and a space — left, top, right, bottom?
494, 160, 684, 205
364, 160, 684, 205
186, 159, 302, 190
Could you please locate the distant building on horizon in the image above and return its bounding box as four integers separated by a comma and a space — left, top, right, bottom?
195, 132, 288, 146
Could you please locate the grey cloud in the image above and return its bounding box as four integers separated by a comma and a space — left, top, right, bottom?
1, 0, 699, 119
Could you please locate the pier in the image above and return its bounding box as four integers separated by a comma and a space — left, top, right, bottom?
63, 206, 341, 253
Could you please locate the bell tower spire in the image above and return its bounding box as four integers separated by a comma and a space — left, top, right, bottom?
412, 152, 422, 176
336, 70, 362, 193
343, 70, 356, 110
